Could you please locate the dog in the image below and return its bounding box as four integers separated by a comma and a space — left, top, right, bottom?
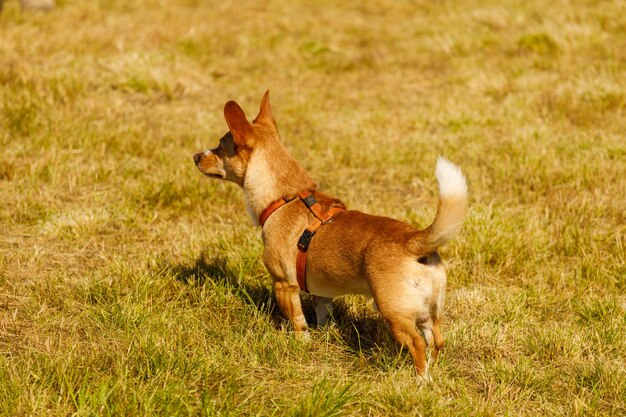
193, 91, 468, 382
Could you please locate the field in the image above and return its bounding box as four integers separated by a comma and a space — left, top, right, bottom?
1, 0, 625, 415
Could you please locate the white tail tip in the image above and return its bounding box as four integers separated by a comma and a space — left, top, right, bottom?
435, 157, 467, 197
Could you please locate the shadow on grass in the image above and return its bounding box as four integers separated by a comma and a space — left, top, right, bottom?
165, 252, 283, 327
330, 301, 395, 355
167, 252, 394, 356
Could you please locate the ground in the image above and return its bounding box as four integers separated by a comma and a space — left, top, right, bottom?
0, 0, 625, 415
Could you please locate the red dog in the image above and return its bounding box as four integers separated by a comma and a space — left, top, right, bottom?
194, 92, 468, 382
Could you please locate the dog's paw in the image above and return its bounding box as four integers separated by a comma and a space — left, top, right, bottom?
295, 330, 311, 343
415, 369, 433, 388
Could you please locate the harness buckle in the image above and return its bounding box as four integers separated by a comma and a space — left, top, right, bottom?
301, 194, 317, 208
297, 229, 315, 252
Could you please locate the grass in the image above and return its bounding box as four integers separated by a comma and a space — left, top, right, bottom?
1, 0, 625, 415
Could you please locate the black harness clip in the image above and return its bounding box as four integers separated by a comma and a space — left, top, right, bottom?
301, 194, 317, 208
297, 229, 315, 252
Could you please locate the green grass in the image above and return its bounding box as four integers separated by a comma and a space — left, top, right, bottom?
1, 0, 625, 415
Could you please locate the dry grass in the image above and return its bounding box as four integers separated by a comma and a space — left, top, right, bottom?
1, 0, 625, 415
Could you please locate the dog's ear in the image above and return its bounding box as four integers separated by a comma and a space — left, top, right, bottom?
253, 90, 276, 128
224, 100, 254, 147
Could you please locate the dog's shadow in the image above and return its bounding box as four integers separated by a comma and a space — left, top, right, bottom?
168, 252, 281, 325
167, 252, 393, 355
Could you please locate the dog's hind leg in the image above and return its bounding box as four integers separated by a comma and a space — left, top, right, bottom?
430, 315, 445, 361
418, 319, 434, 359
370, 260, 435, 383
273, 280, 309, 335
385, 314, 430, 383
428, 283, 446, 362
418, 318, 443, 369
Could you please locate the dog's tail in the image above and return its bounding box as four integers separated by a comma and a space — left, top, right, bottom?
412, 157, 468, 255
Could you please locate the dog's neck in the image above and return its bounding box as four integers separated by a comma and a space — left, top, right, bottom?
243, 143, 316, 225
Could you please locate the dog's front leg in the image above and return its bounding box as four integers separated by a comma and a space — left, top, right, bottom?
273, 280, 308, 335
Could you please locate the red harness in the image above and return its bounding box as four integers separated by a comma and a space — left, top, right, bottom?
259, 192, 345, 292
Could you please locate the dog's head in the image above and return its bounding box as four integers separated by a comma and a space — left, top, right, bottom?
193, 91, 278, 185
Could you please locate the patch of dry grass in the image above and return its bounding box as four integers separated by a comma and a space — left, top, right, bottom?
1, 0, 625, 415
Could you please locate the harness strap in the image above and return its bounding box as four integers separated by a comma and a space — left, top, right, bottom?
258, 197, 295, 227
259, 192, 345, 293
298, 191, 335, 222
295, 194, 345, 292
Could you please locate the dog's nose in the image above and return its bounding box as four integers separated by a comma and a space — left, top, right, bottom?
193, 152, 203, 165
